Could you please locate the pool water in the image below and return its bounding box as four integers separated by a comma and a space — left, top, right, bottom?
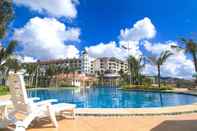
27, 87, 197, 108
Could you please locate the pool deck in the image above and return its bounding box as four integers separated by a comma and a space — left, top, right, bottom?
2, 88, 197, 130
25, 114, 197, 131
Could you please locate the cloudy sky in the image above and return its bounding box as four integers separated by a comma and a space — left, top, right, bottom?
2, 0, 197, 79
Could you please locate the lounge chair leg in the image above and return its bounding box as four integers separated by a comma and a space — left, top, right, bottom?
47, 105, 58, 128
73, 109, 76, 119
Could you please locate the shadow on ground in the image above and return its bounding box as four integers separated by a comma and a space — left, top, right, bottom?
151, 120, 197, 131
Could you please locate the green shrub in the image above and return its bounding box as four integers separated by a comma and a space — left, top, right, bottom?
58, 81, 77, 87
143, 78, 152, 88
122, 84, 145, 89
0, 85, 9, 96
122, 84, 174, 91
59, 83, 76, 87
159, 85, 174, 90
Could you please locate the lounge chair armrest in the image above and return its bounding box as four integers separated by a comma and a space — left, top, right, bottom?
34, 99, 58, 106
28, 97, 40, 102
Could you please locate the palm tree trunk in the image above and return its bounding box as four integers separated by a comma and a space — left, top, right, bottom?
192, 52, 197, 84
158, 65, 161, 88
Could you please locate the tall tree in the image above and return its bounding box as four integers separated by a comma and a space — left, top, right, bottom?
23, 64, 37, 87
0, 0, 17, 85
0, 40, 17, 65
4, 57, 21, 73
0, 0, 13, 39
127, 56, 145, 85
148, 50, 173, 88
172, 38, 197, 80
0, 0, 16, 65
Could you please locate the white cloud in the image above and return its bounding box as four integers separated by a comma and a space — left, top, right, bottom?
120, 17, 156, 41
143, 41, 195, 79
85, 41, 142, 60
14, 17, 80, 60
119, 40, 142, 58
85, 41, 125, 59
14, 0, 79, 18
143, 40, 176, 55
86, 17, 155, 60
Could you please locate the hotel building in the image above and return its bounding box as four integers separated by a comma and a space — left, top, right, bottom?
24, 50, 128, 86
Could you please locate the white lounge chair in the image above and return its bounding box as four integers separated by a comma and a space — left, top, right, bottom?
5, 72, 76, 130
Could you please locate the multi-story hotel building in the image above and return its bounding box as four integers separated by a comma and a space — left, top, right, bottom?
92, 57, 128, 75
27, 50, 128, 76
81, 50, 92, 74
24, 50, 128, 86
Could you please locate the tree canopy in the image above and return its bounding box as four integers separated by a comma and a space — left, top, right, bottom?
0, 0, 13, 39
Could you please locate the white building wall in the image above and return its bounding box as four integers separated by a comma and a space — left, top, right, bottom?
81, 50, 92, 74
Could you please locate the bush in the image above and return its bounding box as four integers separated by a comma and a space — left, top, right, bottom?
0, 85, 9, 96
159, 85, 174, 90
59, 83, 77, 87
122, 84, 145, 89
121, 84, 174, 91
58, 81, 77, 87
143, 78, 152, 87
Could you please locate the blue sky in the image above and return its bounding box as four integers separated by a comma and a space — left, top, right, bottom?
3, 0, 197, 78
13, 0, 197, 47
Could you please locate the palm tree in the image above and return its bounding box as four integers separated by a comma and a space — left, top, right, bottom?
171, 38, 197, 82
45, 65, 57, 86
127, 56, 145, 85
63, 66, 70, 78
54, 66, 64, 87
148, 50, 173, 88
0, 41, 17, 85
0, 40, 17, 65
0, 0, 13, 39
0, 0, 17, 85
4, 57, 21, 73
23, 63, 38, 87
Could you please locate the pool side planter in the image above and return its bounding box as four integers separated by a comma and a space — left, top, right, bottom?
119, 88, 197, 96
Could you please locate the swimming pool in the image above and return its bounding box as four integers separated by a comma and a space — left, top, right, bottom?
27, 87, 197, 108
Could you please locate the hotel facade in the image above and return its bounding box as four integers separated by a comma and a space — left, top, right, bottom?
25, 50, 128, 86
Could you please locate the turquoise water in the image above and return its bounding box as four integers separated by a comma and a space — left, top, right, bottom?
27, 87, 197, 108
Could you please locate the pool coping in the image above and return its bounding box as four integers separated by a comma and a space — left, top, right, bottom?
76, 104, 197, 116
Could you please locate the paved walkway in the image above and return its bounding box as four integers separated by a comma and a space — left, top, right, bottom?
25, 114, 197, 131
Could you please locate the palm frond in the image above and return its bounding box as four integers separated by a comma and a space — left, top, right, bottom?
158, 50, 173, 65
5, 40, 17, 57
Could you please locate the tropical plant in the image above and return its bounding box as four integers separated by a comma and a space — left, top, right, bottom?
44, 65, 56, 86
172, 38, 197, 82
127, 55, 145, 85
4, 57, 21, 73
0, 0, 13, 39
23, 63, 38, 87
63, 66, 70, 78
0, 40, 17, 65
0, 41, 17, 85
0, 0, 16, 69
148, 50, 173, 88
0, 0, 18, 86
